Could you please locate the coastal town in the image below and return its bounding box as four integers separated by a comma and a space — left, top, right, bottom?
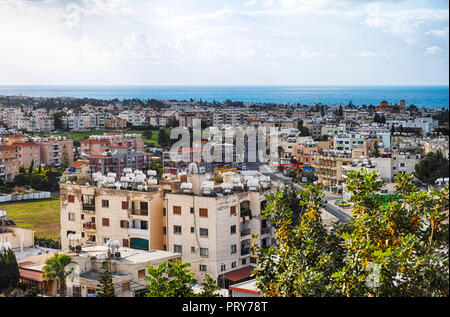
0, 96, 448, 297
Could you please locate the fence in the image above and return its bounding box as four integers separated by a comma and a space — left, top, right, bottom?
0, 191, 51, 203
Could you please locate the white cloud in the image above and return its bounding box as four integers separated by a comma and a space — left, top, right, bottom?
425, 27, 449, 39
244, 0, 258, 6
424, 45, 443, 56
353, 50, 377, 57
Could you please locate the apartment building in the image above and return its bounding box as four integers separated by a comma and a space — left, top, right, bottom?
391, 152, 421, 180
104, 117, 127, 130
0, 144, 19, 182
81, 133, 144, 156
10, 141, 41, 169
88, 148, 151, 175
38, 137, 74, 167
165, 172, 275, 285
59, 180, 164, 252
311, 149, 353, 193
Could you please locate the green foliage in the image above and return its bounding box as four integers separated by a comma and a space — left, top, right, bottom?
42, 253, 75, 297
97, 260, 115, 297
24, 285, 40, 297
145, 259, 221, 297
253, 170, 449, 297
13, 167, 63, 192
0, 248, 20, 296
35, 237, 60, 249
414, 151, 449, 186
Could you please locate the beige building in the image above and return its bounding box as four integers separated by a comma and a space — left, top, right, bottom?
59, 183, 165, 252
17, 244, 180, 297
165, 172, 275, 285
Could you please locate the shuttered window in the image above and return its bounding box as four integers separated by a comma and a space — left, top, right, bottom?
230, 206, 236, 215
122, 201, 128, 210
68, 195, 75, 203
173, 206, 181, 215
102, 218, 110, 227
199, 208, 208, 217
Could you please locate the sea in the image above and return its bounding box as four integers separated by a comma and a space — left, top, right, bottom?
0, 85, 448, 109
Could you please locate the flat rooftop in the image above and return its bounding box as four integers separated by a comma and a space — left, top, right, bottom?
73, 245, 180, 264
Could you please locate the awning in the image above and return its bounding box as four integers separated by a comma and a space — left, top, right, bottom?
20, 268, 44, 282
222, 266, 254, 282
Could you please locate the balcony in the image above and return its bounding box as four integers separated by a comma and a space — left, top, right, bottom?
240, 207, 252, 219
240, 228, 251, 237
261, 227, 270, 235
241, 248, 251, 256
128, 227, 149, 237
82, 204, 96, 212
83, 222, 96, 231
131, 209, 148, 216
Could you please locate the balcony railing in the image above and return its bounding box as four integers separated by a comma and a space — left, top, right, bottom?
82, 204, 96, 212
83, 222, 96, 230
240, 208, 252, 218
261, 227, 270, 235
131, 209, 148, 216
240, 229, 251, 237
128, 227, 149, 237
241, 248, 251, 256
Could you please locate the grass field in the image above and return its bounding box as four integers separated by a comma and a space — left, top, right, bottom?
40, 129, 172, 147
0, 197, 61, 239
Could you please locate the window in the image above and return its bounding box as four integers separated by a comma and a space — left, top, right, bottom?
191, 246, 195, 253
120, 220, 128, 228
199, 265, 207, 272
67, 230, 75, 237
87, 288, 97, 296
123, 239, 129, 247
199, 228, 208, 237
231, 262, 236, 268
68, 213, 75, 221
68, 195, 75, 203
230, 206, 236, 215
102, 218, 110, 227
122, 201, 129, 210
140, 202, 148, 211
174, 225, 182, 234
103, 237, 109, 243
190, 207, 194, 214
173, 206, 181, 215
199, 208, 208, 217
221, 264, 226, 272
190, 227, 195, 233
200, 248, 209, 257
138, 269, 145, 278
81, 214, 84, 220
122, 283, 130, 291
163, 208, 166, 216
242, 259, 246, 265
231, 244, 237, 254
174, 245, 182, 253
73, 285, 81, 297
102, 200, 109, 208
230, 225, 236, 234
163, 226, 166, 235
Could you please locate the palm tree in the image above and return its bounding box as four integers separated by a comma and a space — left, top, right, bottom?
42, 253, 75, 297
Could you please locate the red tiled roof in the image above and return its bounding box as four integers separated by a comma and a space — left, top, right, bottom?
20, 268, 44, 282
11, 142, 39, 147
223, 266, 254, 282
89, 154, 108, 158
70, 160, 85, 168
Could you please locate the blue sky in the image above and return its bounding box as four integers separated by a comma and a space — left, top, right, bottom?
0, 0, 448, 85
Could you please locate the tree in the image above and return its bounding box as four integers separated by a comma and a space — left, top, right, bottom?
253, 170, 449, 297
145, 259, 221, 297
42, 253, 75, 297
414, 151, 449, 186
372, 140, 381, 158
157, 129, 169, 149
97, 260, 115, 297
0, 248, 20, 297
